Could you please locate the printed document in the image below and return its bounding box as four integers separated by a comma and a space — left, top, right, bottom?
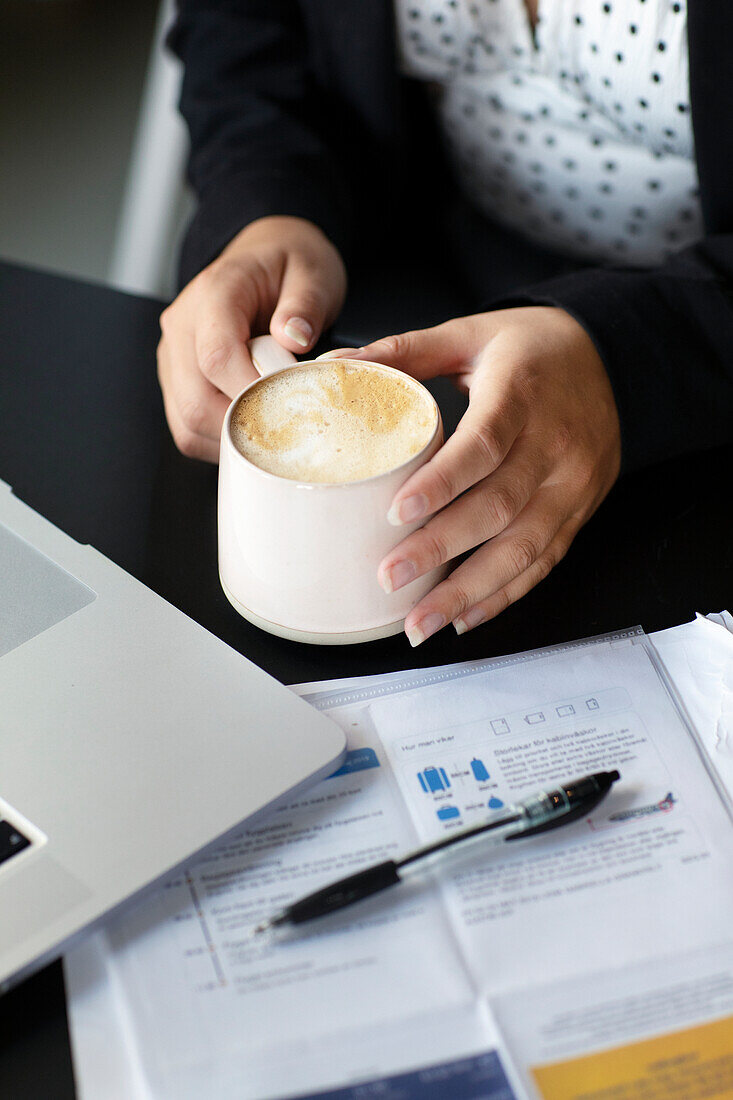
493, 941, 733, 1100
66, 620, 733, 1099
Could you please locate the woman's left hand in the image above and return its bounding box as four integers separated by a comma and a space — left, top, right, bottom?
327, 306, 621, 645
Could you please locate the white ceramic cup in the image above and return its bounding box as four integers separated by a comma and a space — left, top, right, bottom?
218, 337, 447, 644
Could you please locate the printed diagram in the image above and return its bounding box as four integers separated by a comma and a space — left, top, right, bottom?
419, 760, 492, 793
416, 757, 506, 823
437, 807, 460, 821
470, 758, 489, 782
487, 687, 628, 739
418, 766, 450, 793
403, 685, 632, 832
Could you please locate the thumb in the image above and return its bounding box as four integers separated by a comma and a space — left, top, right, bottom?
270, 252, 343, 355
344, 316, 491, 381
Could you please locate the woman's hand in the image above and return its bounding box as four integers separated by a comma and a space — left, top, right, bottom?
329, 307, 621, 644
157, 216, 347, 462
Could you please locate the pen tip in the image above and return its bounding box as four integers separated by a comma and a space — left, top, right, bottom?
253, 921, 270, 935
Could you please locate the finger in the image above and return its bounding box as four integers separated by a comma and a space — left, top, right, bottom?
453, 520, 580, 634
158, 337, 230, 462
192, 290, 257, 400
402, 487, 577, 645
270, 251, 344, 354
452, 372, 472, 395
316, 347, 360, 359
387, 365, 526, 526
162, 390, 222, 464
378, 438, 552, 593
345, 315, 496, 381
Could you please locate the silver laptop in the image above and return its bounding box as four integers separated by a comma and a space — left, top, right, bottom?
0, 479, 346, 993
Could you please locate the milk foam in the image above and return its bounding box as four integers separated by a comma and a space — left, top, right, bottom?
231, 361, 436, 483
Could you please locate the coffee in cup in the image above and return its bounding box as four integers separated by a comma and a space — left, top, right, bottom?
229, 360, 437, 484
218, 355, 447, 644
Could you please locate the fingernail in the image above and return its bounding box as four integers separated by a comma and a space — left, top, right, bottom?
380, 559, 416, 594
387, 493, 429, 526
406, 612, 445, 647
454, 607, 487, 635
316, 347, 361, 360
284, 317, 313, 348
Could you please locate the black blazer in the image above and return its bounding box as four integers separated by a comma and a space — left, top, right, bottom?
169, 0, 733, 472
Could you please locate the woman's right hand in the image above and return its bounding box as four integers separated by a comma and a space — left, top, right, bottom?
157, 215, 347, 462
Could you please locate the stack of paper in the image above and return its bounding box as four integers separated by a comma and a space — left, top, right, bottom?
65, 615, 733, 1100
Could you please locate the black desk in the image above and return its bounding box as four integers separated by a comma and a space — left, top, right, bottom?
1, 259, 731, 1098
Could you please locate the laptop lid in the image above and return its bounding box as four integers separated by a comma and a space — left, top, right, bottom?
0, 480, 346, 992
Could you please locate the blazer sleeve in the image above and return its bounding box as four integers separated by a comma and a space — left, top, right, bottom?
501, 236, 733, 473
168, 0, 353, 287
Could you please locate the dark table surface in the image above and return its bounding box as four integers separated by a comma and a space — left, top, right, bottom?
1, 258, 732, 1098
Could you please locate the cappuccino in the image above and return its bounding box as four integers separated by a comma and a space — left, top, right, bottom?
230, 360, 437, 483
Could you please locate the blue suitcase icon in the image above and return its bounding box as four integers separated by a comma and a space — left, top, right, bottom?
437, 806, 460, 821
471, 757, 489, 782
418, 766, 450, 792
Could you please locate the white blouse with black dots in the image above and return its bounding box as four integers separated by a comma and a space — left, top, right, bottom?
395, 0, 702, 266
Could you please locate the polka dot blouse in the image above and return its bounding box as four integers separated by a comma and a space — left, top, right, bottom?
395, 0, 702, 266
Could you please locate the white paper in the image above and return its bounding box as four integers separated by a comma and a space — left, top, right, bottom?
492, 941, 733, 1100
65, 617, 733, 1100
366, 634, 733, 996
651, 614, 733, 805
70, 713, 496, 1099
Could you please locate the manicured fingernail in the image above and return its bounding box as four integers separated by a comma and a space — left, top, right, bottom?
387, 493, 429, 526
454, 607, 487, 635
316, 347, 361, 359
284, 317, 313, 348
406, 612, 445, 647
381, 559, 416, 594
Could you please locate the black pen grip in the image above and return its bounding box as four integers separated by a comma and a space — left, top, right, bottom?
285, 860, 401, 924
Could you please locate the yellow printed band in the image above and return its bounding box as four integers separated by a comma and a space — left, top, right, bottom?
532, 1014, 733, 1100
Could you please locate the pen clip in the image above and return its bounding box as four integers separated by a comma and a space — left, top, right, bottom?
504, 789, 608, 841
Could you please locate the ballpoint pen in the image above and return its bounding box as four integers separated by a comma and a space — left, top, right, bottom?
254, 768, 620, 934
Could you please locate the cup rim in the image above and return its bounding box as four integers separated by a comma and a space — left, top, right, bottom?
222, 358, 442, 489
